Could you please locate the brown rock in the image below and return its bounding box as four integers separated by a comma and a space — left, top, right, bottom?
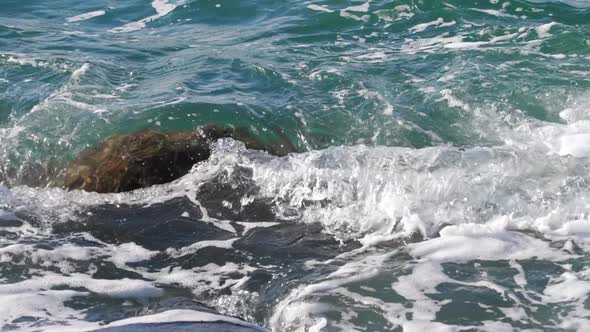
63, 125, 295, 193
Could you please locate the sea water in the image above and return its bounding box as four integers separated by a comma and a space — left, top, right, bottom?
2, 0, 590, 330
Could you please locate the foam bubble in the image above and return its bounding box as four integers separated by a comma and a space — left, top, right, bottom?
409, 219, 567, 262
339, 2, 371, 21
110, 242, 158, 267
110, 0, 178, 33
558, 133, 590, 157
65, 10, 106, 23
470, 8, 519, 18
409, 18, 456, 34
102, 309, 269, 331
165, 238, 239, 257
307, 4, 333, 13
536, 22, 558, 38
0, 273, 163, 298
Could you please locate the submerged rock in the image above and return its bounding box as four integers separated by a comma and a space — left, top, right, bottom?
63, 125, 295, 193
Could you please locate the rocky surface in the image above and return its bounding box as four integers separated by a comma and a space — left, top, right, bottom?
63, 125, 295, 193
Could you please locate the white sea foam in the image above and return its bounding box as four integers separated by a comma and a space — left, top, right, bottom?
398, 21, 561, 57
102, 309, 269, 330
71, 62, 89, 81
165, 238, 239, 257
0, 290, 90, 331
237, 221, 280, 234
65, 10, 106, 23
438, 89, 471, 110
307, 4, 334, 13
0, 271, 164, 329
1, 54, 71, 71
358, 88, 394, 115
5, 56, 43, 67
339, 1, 371, 21
148, 262, 256, 296
110, 0, 178, 33
536, 21, 558, 38
409, 18, 456, 34
401, 33, 464, 53
342, 2, 370, 13
270, 250, 403, 330
528, 0, 590, 8
110, 242, 159, 267
0, 273, 163, 298
409, 219, 567, 262
470, 8, 519, 19
375, 5, 415, 22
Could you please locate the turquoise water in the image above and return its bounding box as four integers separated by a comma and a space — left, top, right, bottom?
2, 0, 590, 331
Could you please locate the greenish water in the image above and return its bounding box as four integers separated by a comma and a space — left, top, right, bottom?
2, 0, 590, 331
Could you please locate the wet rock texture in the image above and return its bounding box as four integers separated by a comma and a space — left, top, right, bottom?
64, 125, 295, 193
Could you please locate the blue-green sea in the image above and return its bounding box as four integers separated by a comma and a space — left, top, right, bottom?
2, 0, 590, 331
